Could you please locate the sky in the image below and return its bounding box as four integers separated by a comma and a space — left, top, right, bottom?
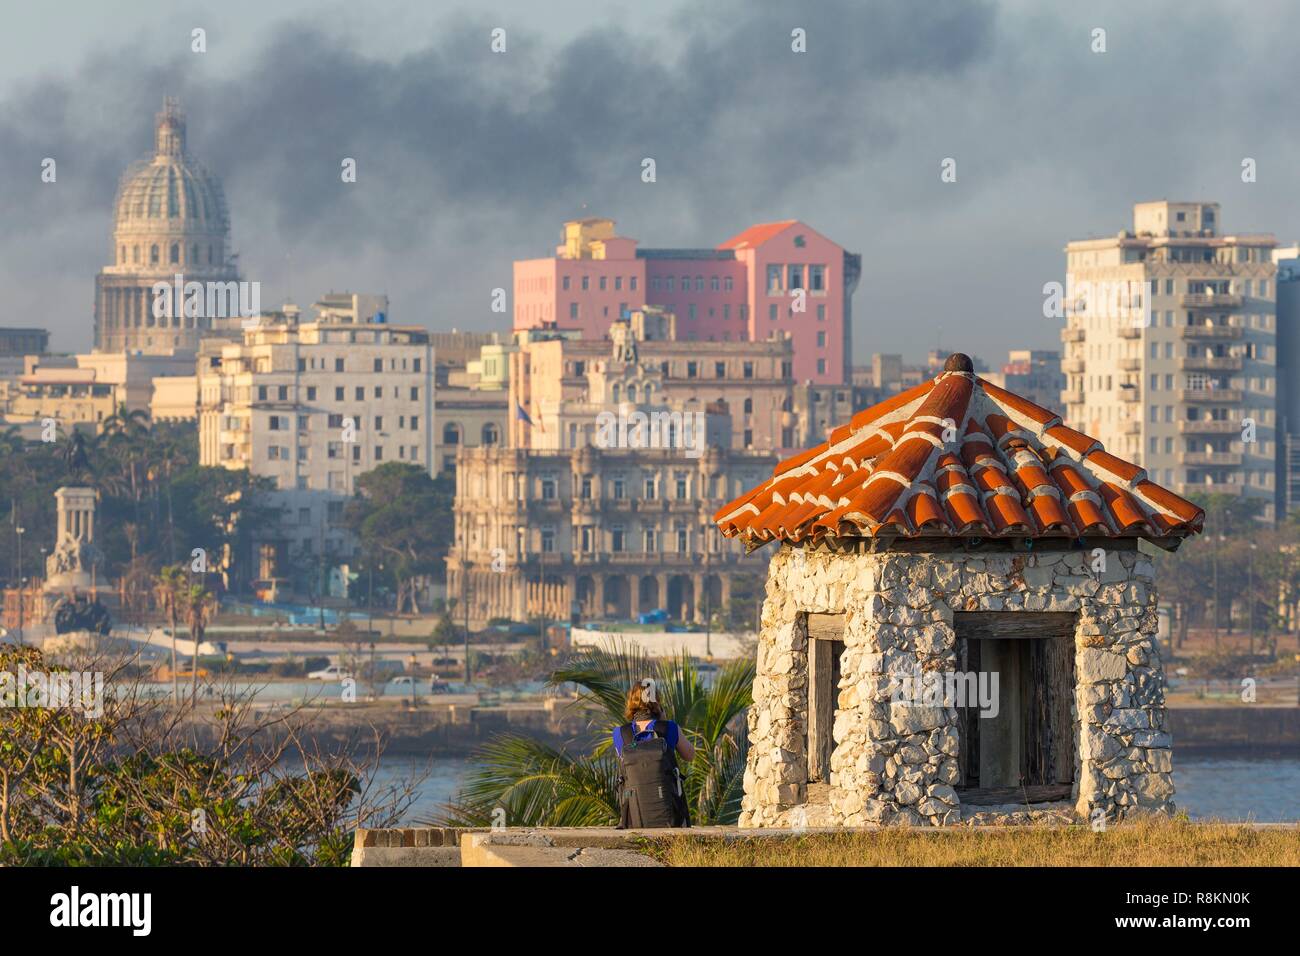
2, 0, 1298, 363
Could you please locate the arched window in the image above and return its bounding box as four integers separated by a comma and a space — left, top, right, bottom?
612, 384, 621, 402
150, 244, 159, 264
627, 384, 637, 401
482, 423, 500, 445
169, 243, 179, 264
443, 422, 461, 446
133, 245, 141, 264
743, 398, 753, 413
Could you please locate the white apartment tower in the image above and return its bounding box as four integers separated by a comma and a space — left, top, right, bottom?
1062, 201, 1278, 518
198, 315, 434, 575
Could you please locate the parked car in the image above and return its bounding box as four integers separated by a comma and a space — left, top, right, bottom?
429, 679, 451, 694
307, 663, 351, 681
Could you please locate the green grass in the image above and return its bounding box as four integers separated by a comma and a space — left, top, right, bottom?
645, 817, 1300, 867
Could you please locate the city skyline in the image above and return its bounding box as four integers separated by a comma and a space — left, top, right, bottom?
4, 0, 1299, 359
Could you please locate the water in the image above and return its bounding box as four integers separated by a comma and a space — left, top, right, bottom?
367, 753, 1300, 824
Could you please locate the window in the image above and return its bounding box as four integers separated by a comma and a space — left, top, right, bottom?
541, 528, 555, 553
743, 398, 753, 413
410, 415, 419, 430
724, 276, 734, 292
710, 276, 720, 291
715, 361, 726, 378
644, 476, 657, 499
817, 304, 826, 322
336, 358, 345, 372
581, 476, 593, 499
612, 526, 625, 552
769, 304, 778, 321
375, 446, 384, 461
443, 423, 460, 445
599, 276, 607, 291
810, 264, 825, 291
581, 276, 589, 291
687, 361, 698, 378
615, 276, 622, 291
817, 359, 827, 375
335, 387, 344, 401
258, 385, 268, 401
613, 477, 625, 499
676, 524, 688, 552
643, 529, 657, 552
767, 264, 782, 293
788, 265, 804, 289
541, 477, 557, 500
562, 276, 570, 291
674, 472, 688, 499
269, 415, 283, 431
482, 423, 500, 445
817, 332, 826, 347
570, 302, 579, 319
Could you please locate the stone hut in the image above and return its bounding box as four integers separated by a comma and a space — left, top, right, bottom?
713, 354, 1203, 827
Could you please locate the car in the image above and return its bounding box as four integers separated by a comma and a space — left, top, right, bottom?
429, 679, 451, 694
307, 663, 351, 681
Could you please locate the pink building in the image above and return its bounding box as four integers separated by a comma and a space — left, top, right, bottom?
513, 217, 861, 384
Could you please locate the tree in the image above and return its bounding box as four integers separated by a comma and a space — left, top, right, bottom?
183, 581, 217, 706
154, 565, 187, 704
344, 464, 453, 614
433, 645, 753, 828
0, 643, 419, 864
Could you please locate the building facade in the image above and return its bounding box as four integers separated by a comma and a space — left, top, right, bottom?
198, 317, 434, 573
95, 99, 241, 354
512, 217, 861, 384
447, 443, 775, 629
509, 307, 848, 455
1061, 201, 1278, 517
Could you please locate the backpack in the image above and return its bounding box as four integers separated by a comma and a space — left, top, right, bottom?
614, 721, 690, 829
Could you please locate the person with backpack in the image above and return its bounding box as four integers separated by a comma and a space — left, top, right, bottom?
612, 678, 695, 828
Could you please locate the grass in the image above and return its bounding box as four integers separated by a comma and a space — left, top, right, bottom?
644, 817, 1300, 867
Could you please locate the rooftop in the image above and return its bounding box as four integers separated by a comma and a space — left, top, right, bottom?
714, 353, 1205, 546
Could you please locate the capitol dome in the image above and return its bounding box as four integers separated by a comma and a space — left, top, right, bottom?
95, 98, 239, 354
104, 97, 232, 276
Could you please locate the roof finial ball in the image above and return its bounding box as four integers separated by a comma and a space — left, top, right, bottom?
944, 352, 974, 373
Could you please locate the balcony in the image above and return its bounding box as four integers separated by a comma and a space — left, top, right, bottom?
1178, 420, 1241, 435
1060, 389, 1085, 405
1178, 355, 1243, 372
1181, 324, 1242, 340
1062, 358, 1086, 373
1118, 387, 1140, 403
1180, 292, 1243, 309
1118, 326, 1142, 339
1120, 420, 1141, 435
1179, 451, 1244, 467
1062, 328, 1086, 343
1118, 357, 1141, 372
1180, 388, 1243, 403
1176, 481, 1245, 498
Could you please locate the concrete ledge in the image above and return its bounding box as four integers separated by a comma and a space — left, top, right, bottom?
460, 831, 662, 867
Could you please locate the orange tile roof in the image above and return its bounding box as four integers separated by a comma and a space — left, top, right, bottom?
717, 220, 798, 251
714, 353, 1204, 546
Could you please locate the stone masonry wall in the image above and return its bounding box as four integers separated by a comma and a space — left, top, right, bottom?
739, 544, 1174, 827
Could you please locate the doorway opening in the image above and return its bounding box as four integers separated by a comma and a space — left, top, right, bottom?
954, 611, 1077, 805
805, 612, 845, 805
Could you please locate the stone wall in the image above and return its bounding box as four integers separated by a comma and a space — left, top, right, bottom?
740, 543, 1173, 827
